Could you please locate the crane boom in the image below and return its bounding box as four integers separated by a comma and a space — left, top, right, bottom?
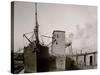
23, 34, 33, 44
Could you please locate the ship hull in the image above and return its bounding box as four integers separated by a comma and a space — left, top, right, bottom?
24, 44, 49, 72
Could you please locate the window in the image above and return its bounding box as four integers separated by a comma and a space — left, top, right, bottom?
53, 34, 56, 38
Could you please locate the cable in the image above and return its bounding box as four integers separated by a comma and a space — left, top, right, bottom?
38, 31, 44, 45
41, 35, 52, 38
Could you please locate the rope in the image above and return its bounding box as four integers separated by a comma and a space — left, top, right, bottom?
41, 35, 52, 38
39, 31, 44, 44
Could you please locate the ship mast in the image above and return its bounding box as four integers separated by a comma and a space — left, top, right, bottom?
34, 3, 39, 45
23, 3, 40, 52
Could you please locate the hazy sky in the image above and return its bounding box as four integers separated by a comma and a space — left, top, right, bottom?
14, 2, 97, 52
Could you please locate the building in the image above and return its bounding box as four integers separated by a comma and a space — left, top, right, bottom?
51, 30, 97, 70
52, 30, 66, 70
52, 30, 65, 55
67, 51, 97, 69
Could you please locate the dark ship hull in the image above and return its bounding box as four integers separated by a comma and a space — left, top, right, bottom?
24, 43, 49, 72
37, 44, 49, 72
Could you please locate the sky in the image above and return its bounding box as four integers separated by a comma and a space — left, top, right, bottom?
14, 1, 97, 53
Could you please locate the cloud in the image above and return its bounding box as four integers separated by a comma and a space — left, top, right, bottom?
72, 23, 97, 50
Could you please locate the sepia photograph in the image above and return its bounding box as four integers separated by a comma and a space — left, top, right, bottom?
11, 1, 97, 74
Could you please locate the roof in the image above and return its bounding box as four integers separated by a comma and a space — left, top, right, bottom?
53, 30, 65, 34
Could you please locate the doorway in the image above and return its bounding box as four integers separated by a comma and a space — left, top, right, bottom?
90, 56, 93, 66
